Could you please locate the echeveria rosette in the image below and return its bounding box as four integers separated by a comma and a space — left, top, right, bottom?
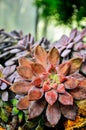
10, 45, 86, 127
52, 28, 86, 76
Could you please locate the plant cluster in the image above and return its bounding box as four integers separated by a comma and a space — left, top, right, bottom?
0, 28, 86, 130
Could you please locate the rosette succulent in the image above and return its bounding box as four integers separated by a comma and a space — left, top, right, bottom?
52, 28, 86, 76
10, 45, 86, 128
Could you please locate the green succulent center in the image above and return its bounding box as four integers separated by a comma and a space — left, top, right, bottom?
49, 74, 60, 84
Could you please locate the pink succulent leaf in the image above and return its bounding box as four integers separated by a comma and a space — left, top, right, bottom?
57, 84, 65, 93
45, 89, 58, 105
58, 92, 73, 105
17, 96, 30, 110
46, 103, 61, 127
58, 35, 69, 46
2, 91, 8, 101
10, 81, 32, 94
33, 77, 42, 87
70, 86, 86, 100
43, 82, 51, 92
74, 28, 86, 42
28, 99, 46, 119
17, 66, 34, 79
58, 46, 66, 53
73, 42, 85, 51
28, 86, 43, 101
18, 57, 33, 67
35, 45, 47, 66
48, 47, 60, 66
64, 77, 79, 89
61, 49, 71, 57
69, 58, 83, 74
31, 63, 46, 76
60, 103, 78, 120
79, 79, 86, 89
68, 28, 77, 43
67, 42, 74, 49
57, 62, 70, 76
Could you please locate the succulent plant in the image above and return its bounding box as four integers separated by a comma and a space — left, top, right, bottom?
52, 28, 86, 76
10, 45, 86, 128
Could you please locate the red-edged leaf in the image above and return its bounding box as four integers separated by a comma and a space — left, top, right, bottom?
2, 91, 8, 101
79, 79, 86, 89
35, 45, 47, 66
69, 58, 83, 74
64, 77, 79, 89
48, 47, 60, 66
18, 57, 33, 67
33, 77, 42, 87
31, 63, 46, 76
58, 92, 73, 105
43, 82, 50, 92
17, 96, 30, 110
28, 86, 43, 100
70, 87, 86, 100
46, 103, 61, 127
60, 104, 78, 120
57, 84, 65, 93
17, 66, 34, 79
45, 90, 58, 105
58, 62, 70, 76
10, 81, 32, 94
28, 99, 46, 119
58, 74, 67, 83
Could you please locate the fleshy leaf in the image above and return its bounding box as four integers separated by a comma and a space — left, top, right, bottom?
68, 28, 77, 43
46, 103, 61, 127
17, 66, 34, 79
69, 58, 82, 74
61, 49, 71, 57
45, 89, 58, 105
2, 91, 8, 101
35, 45, 47, 66
70, 86, 86, 100
18, 57, 33, 67
58, 62, 70, 75
79, 79, 86, 88
33, 77, 42, 87
17, 96, 30, 110
31, 63, 46, 76
58, 92, 73, 105
64, 77, 79, 89
57, 84, 65, 93
28, 99, 46, 119
48, 47, 60, 66
10, 81, 32, 94
60, 104, 78, 120
28, 86, 43, 101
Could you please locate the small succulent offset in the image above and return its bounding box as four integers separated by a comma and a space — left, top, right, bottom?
52, 28, 86, 76
10, 45, 86, 127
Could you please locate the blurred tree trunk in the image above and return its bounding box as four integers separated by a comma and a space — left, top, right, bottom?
42, 18, 48, 37
35, 6, 39, 40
